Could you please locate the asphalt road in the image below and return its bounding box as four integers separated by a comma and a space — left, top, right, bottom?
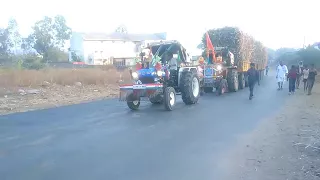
0, 73, 288, 180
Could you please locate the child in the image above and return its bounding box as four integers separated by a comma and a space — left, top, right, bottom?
287, 65, 298, 95
302, 65, 309, 92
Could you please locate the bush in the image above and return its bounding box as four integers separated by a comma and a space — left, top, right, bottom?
21, 54, 45, 70
45, 47, 69, 62
71, 51, 82, 62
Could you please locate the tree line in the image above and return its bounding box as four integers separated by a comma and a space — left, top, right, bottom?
269, 46, 320, 67
0, 15, 72, 69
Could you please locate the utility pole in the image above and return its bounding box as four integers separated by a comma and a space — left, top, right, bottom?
303, 36, 306, 49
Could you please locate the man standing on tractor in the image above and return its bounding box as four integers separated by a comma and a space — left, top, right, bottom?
167, 52, 178, 71
247, 63, 260, 100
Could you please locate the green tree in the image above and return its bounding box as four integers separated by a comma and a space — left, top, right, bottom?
52, 15, 72, 47
274, 48, 297, 60
21, 37, 33, 51
0, 18, 21, 62
6, 18, 21, 54
28, 15, 71, 61
0, 28, 10, 56
267, 48, 276, 61
297, 46, 320, 66
71, 52, 82, 62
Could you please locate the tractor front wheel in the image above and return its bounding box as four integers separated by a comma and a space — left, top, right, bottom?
127, 93, 140, 110
164, 87, 176, 111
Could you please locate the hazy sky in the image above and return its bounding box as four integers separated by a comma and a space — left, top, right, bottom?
0, 0, 319, 53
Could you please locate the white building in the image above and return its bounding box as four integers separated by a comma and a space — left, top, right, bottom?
69, 32, 167, 66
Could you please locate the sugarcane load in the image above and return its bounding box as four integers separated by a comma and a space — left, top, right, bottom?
199, 26, 268, 96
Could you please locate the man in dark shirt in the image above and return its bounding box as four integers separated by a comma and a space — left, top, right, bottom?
247, 63, 260, 100
307, 64, 317, 95
287, 65, 298, 95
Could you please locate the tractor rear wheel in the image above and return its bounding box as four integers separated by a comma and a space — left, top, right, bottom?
227, 69, 238, 92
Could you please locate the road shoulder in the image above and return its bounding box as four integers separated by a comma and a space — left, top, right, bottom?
222, 83, 320, 180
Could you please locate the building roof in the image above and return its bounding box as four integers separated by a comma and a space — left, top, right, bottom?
79, 32, 167, 41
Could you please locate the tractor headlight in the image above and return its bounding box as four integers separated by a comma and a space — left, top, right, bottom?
216, 65, 222, 71
132, 72, 139, 79
157, 71, 163, 77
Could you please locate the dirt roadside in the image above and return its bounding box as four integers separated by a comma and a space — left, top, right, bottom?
0, 67, 133, 115
0, 84, 119, 115
222, 82, 320, 180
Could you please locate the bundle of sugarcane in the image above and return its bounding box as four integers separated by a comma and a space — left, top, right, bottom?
202, 27, 267, 68
252, 41, 268, 69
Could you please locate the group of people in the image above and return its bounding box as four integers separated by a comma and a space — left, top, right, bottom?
246, 61, 318, 100
285, 61, 317, 95
275, 61, 317, 95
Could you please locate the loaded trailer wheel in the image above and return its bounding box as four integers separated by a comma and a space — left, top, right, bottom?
227, 68, 239, 92
238, 73, 245, 89
164, 87, 176, 111
127, 93, 140, 110
180, 71, 200, 105
245, 74, 249, 87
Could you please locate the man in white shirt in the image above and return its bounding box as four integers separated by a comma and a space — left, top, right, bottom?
276, 61, 288, 90
168, 53, 178, 71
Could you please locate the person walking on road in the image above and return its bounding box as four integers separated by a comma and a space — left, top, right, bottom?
302, 65, 309, 92
296, 61, 303, 89
307, 64, 317, 95
247, 63, 260, 100
287, 65, 298, 95
276, 61, 288, 90
265, 65, 269, 76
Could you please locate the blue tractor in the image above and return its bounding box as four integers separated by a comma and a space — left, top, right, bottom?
119, 40, 202, 111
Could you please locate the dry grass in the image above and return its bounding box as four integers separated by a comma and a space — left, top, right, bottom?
0, 66, 132, 88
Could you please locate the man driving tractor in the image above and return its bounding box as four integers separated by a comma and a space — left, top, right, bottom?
167, 52, 178, 71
